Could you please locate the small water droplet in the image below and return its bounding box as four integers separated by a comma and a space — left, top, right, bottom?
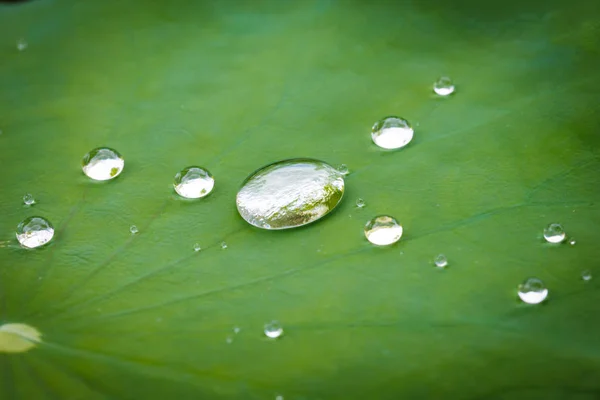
233, 326, 241, 334
220, 241, 228, 249
173, 166, 215, 199
543, 223, 566, 243
371, 116, 414, 150
569, 239, 576, 246
517, 277, 548, 304
356, 198, 365, 208
22, 193, 35, 206
16, 216, 54, 249
434, 254, 448, 268
193, 243, 202, 252
336, 164, 349, 176
16, 38, 28, 51
236, 158, 345, 230
130, 225, 139, 235
82, 147, 124, 181
275, 396, 284, 400
225, 336, 233, 344
364, 215, 403, 246
433, 76, 455, 96
264, 320, 283, 339
582, 270, 592, 281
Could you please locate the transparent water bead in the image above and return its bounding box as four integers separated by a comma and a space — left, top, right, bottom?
364, 215, 403, 246
517, 277, 548, 304
356, 198, 365, 208
23, 193, 35, 206
173, 166, 215, 199
130, 225, 138, 234
236, 158, 345, 230
16, 38, 28, 51
16, 216, 54, 249
433, 76, 455, 96
371, 116, 414, 150
434, 254, 448, 268
264, 321, 283, 339
336, 164, 349, 176
569, 239, 576, 246
220, 241, 228, 249
0, 323, 41, 353
82, 147, 124, 181
543, 223, 566, 243
193, 243, 202, 252
582, 270, 592, 281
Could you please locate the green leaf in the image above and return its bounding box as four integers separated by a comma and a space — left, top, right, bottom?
1, 0, 599, 399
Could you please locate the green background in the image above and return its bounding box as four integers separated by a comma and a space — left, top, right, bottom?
1, 0, 599, 398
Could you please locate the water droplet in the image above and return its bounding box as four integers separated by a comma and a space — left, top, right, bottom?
173, 166, 215, 199
130, 225, 138, 235
22, 193, 35, 206
0, 323, 41, 353
82, 147, 124, 181
364, 215, 403, 246
16, 38, 28, 51
356, 198, 365, 208
543, 223, 566, 243
434, 254, 448, 268
371, 116, 414, 150
16, 216, 54, 249
236, 158, 345, 230
275, 396, 284, 400
264, 321, 283, 339
233, 326, 241, 334
225, 336, 233, 344
336, 164, 349, 176
569, 239, 576, 246
517, 277, 548, 304
582, 270, 592, 281
220, 241, 228, 249
193, 243, 201, 252
433, 76, 455, 96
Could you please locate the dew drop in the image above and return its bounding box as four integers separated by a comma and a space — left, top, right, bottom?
193, 243, 202, 252
275, 396, 284, 400
517, 277, 548, 304
130, 225, 139, 235
433, 76, 455, 96
364, 215, 403, 246
582, 270, 592, 281
356, 198, 365, 208
336, 164, 349, 176
569, 239, 576, 246
22, 193, 35, 206
434, 254, 448, 268
543, 223, 566, 243
371, 116, 414, 150
225, 336, 233, 344
220, 241, 228, 249
82, 147, 124, 181
173, 166, 215, 199
236, 158, 345, 230
0, 323, 41, 353
16, 216, 54, 249
233, 326, 241, 334
264, 321, 283, 339
16, 38, 28, 51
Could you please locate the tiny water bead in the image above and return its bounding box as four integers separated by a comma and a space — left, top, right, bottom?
433, 76, 455, 96
16, 38, 28, 51
23, 193, 35, 206
193, 243, 202, 252
569, 239, 576, 246
220, 241, 228, 249
371, 116, 414, 150
356, 198, 365, 208
233, 326, 241, 334
82, 147, 124, 181
236, 158, 345, 230
543, 223, 566, 243
264, 321, 284, 339
434, 254, 448, 268
582, 270, 592, 281
336, 164, 349, 176
517, 277, 548, 304
364, 215, 403, 246
16, 216, 54, 249
129, 225, 138, 235
0, 323, 41, 353
173, 166, 215, 199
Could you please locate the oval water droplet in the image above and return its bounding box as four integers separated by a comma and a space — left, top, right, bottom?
82, 147, 124, 181
236, 158, 345, 230
543, 223, 565, 243
129, 225, 138, 235
264, 321, 283, 339
582, 270, 592, 281
356, 198, 365, 208
173, 166, 215, 199
193, 243, 202, 252
434, 254, 448, 268
220, 241, 228, 249
517, 277, 548, 304
371, 116, 414, 150
23, 193, 35, 206
336, 164, 349, 176
364, 215, 403, 246
16, 216, 54, 249
433, 76, 455, 96
16, 38, 28, 52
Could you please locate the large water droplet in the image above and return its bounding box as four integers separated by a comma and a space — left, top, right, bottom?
517, 277, 548, 304
543, 223, 566, 243
82, 147, 124, 181
173, 166, 215, 199
433, 76, 455, 96
371, 116, 414, 150
16, 216, 54, 249
0, 323, 41, 353
264, 321, 283, 339
434, 254, 448, 268
364, 215, 403, 246
23, 193, 35, 206
16, 38, 28, 51
236, 158, 345, 230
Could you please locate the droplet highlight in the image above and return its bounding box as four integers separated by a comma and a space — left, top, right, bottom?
82, 147, 124, 181
433, 76, 455, 96
264, 321, 283, 339
236, 158, 345, 230
23, 193, 35, 206
434, 254, 448, 268
173, 166, 215, 199
16, 216, 54, 249
517, 277, 548, 304
371, 116, 414, 150
543, 223, 566, 243
0, 323, 41, 353
364, 215, 403, 246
